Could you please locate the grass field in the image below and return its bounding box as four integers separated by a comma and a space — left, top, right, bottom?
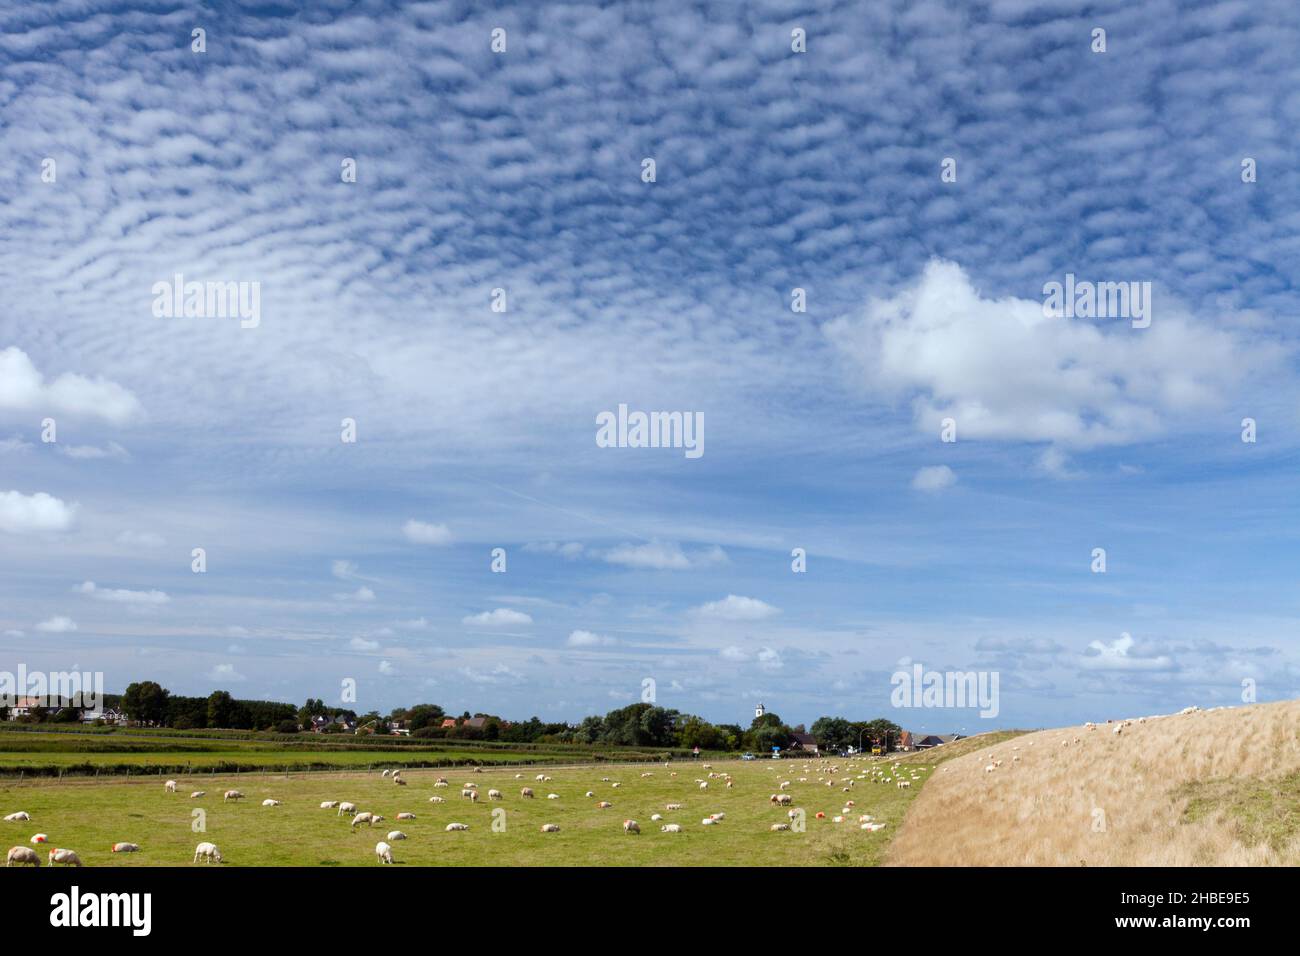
0, 754, 941, 866
0, 728, 688, 775
888, 699, 1300, 866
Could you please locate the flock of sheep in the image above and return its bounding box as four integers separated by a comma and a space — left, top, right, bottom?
5, 756, 930, 866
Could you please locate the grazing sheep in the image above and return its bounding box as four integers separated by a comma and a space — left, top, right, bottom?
320, 801, 339, 809
611, 782, 621, 789
984, 764, 995, 774
779, 781, 791, 790
111, 842, 140, 853
547, 793, 560, 800
710, 812, 725, 821
623, 820, 640, 834
665, 803, 683, 811
434, 780, 449, 789
445, 823, 469, 832
350, 812, 375, 830
428, 796, 445, 803
897, 781, 910, 789
223, 790, 244, 802
165, 780, 177, 793
4, 812, 31, 822
585, 791, 595, 798
29, 834, 47, 844
540, 824, 560, 832
262, 799, 281, 807
520, 788, 534, 798
535, 774, 546, 781
48, 848, 82, 867
6, 846, 39, 867
488, 789, 503, 801
461, 789, 478, 801
660, 824, 682, 833
770, 823, 790, 831
375, 841, 394, 864
371, 814, 385, 824
701, 818, 717, 826
193, 842, 222, 864
396, 812, 416, 820
596, 801, 613, 809
394, 777, 408, 786
191, 792, 205, 799
699, 781, 708, 790
382, 769, 392, 777
1113, 725, 1123, 735
386, 831, 407, 841
771, 793, 793, 805
862, 822, 887, 832
338, 802, 357, 816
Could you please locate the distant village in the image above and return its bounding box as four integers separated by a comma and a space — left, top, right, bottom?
1, 690, 967, 754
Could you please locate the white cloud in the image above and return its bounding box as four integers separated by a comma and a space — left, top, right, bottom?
458, 664, 525, 685
720, 645, 748, 661
1081, 632, 1175, 671
58, 441, 129, 461
911, 465, 956, 492
378, 660, 397, 676
567, 629, 615, 647
331, 559, 359, 580
76, 580, 170, 605
524, 541, 586, 559
694, 594, 780, 621
827, 259, 1257, 449
36, 616, 77, 633
349, 637, 380, 651
0, 347, 142, 424
602, 540, 729, 571
335, 586, 375, 602
403, 520, 453, 545
208, 663, 246, 682
396, 617, 429, 630
3, 629, 25, 638
462, 608, 533, 627
757, 647, 784, 671
0, 490, 77, 534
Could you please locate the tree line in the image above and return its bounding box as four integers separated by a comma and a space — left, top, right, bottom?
6, 681, 906, 753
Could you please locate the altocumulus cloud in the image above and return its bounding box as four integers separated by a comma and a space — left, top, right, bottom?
694, 595, 779, 621
0, 490, 77, 533
911, 465, 956, 492
36, 616, 77, 633
403, 520, 453, 545
463, 608, 533, 627
76, 581, 169, 605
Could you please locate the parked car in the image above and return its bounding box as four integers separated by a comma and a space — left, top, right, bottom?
740, 752, 755, 761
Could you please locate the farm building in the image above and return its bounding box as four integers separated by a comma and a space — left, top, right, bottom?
787, 732, 819, 754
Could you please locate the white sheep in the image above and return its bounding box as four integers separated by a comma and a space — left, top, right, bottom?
660, 824, 682, 833
320, 801, 339, 809
111, 842, 141, 853
701, 817, 717, 826
193, 842, 222, 864
540, 824, 560, 833
381, 769, 391, 777
393, 777, 408, 786
29, 834, 47, 844
48, 848, 82, 867
386, 830, 407, 841
428, 796, 445, 804
665, 803, 683, 811
262, 799, 281, 807
223, 790, 244, 802
445, 823, 469, 832
4, 812, 31, 822
521, 787, 534, 798
396, 812, 416, 820
191, 791, 205, 799
338, 802, 357, 815
165, 779, 177, 793
770, 823, 790, 831
650, 813, 663, 822
623, 819, 640, 834
547, 793, 561, 800
351, 812, 375, 829
6, 846, 40, 866
375, 841, 394, 864
596, 801, 612, 809
488, 789, 503, 801
461, 789, 479, 801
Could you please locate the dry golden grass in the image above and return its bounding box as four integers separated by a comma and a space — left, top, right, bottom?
887, 699, 1300, 866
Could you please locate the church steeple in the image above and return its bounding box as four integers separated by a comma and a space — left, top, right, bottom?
755, 701, 765, 719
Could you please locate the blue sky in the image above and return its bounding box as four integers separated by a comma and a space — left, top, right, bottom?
2, 0, 1299, 733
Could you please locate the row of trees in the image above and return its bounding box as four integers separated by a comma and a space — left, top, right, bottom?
10, 682, 909, 752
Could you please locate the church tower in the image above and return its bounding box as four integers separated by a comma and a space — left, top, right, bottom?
755, 702, 765, 719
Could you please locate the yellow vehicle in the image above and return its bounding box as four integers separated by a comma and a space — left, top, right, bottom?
871, 746, 882, 755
